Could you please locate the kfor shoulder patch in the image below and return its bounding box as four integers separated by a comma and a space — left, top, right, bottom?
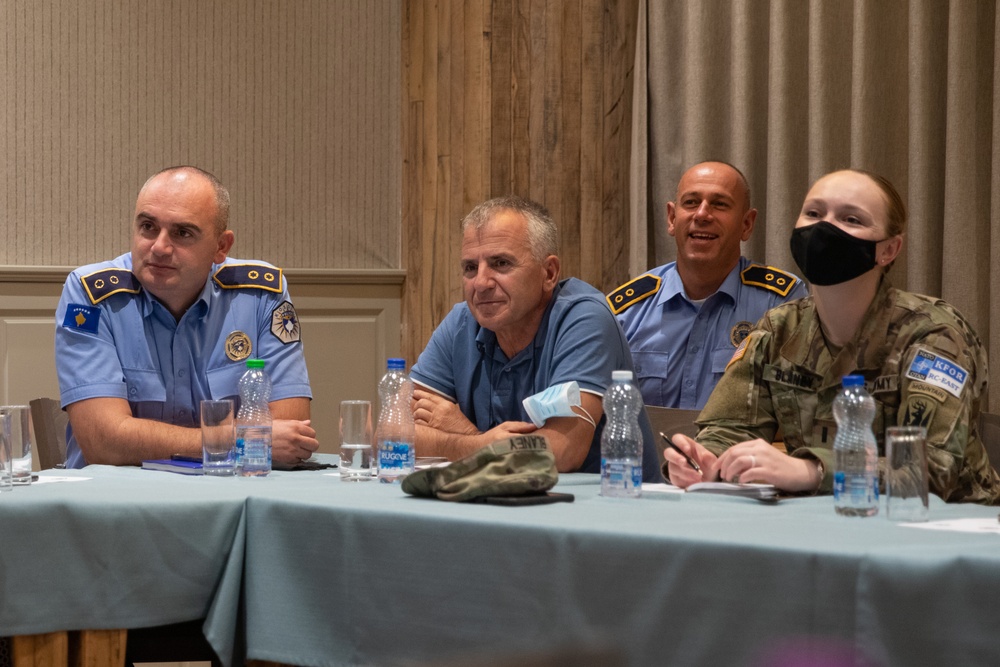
213, 263, 283, 293
606, 274, 661, 315
741, 264, 798, 297
81, 268, 141, 305
905, 348, 968, 399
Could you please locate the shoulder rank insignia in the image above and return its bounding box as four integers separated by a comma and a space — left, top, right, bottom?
213, 263, 283, 293
81, 268, 141, 305
741, 264, 797, 297
606, 274, 662, 315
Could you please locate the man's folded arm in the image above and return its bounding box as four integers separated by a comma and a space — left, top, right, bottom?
67, 397, 202, 466
414, 391, 602, 473
68, 395, 318, 466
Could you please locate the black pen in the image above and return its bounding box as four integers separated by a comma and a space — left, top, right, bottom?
660, 432, 701, 473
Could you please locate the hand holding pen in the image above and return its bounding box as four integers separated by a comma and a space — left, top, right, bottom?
660, 432, 702, 473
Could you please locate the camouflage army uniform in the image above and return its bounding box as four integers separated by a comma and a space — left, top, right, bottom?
693, 277, 1000, 504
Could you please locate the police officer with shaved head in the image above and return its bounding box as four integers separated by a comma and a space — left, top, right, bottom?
608, 161, 807, 409
55, 166, 319, 469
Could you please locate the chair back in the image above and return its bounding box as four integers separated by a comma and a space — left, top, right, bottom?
644, 406, 701, 470
29, 397, 68, 470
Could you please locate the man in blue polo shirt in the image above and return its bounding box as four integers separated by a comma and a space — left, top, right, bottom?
410, 196, 661, 480
608, 161, 807, 409
55, 166, 319, 468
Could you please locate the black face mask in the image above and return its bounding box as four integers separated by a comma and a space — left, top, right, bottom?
790, 221, 882, 286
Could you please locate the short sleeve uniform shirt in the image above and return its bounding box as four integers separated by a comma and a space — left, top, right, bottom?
56, 253, 312, 468
411, 278, 662, 481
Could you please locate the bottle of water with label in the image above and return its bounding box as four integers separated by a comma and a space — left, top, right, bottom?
832, 374, 878, 516
236, 359, 272, 477
376, 358, 415, 484
600, 370, 643, 498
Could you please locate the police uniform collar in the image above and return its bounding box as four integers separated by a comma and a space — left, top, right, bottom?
659, 260, 742, 307
138, 274, 214, 321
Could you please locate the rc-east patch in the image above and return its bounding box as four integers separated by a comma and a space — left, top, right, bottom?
905, 348, 968, 398
271, 301, 301, 344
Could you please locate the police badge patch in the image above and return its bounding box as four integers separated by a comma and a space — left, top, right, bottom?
225, 331, 252, 361
271, 301, 301, 344
730, 321, 753, 347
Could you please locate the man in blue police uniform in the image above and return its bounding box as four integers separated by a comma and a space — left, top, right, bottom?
410, 196, 661, 480
608, 161, 807, 410
56, 166, 318, 468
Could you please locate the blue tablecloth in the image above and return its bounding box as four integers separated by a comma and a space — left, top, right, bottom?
3, 464, 1000, 666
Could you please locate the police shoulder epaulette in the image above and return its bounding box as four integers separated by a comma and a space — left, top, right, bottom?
81, 268, 141, 305
741, 264, 797, 298
606, 274, 662, 315
213, 263, 283, 293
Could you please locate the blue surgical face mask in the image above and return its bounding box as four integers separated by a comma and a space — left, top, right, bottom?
522, 381, 596, 428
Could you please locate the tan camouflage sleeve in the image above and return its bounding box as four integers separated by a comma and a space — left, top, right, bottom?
694, 328, 780, 457
896, 317, 998, 503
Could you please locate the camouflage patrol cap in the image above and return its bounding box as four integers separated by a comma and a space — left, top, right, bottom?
401, 434, 558, 502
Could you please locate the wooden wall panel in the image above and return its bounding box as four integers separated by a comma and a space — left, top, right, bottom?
402, 0, 639, 364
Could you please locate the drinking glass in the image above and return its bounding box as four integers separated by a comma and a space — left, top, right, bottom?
885, 426, 929, 522
201, 400, 236, 476
1, 406, 33, 485
340, 400, 373, 481
0, 417, 11, 492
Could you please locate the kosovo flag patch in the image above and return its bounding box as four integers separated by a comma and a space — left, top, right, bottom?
62, 303, 101, 334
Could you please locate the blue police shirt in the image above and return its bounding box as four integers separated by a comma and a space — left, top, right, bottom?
411, 278, 662, 482
56, 253, 312, 468
611, 256, 807, 410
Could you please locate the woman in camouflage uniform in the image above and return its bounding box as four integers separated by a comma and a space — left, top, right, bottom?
665, 169, 1000, 503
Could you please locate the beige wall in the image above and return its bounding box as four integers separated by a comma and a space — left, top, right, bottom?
0, 1, 405, 455
0, 0, 400, 270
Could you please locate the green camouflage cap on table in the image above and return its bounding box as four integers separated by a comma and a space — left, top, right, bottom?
402, 435, 557, 502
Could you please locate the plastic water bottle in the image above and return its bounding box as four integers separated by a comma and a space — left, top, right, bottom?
832, 374, 878, 516
376, 358, 415, 484
236, 359, 272, 477
600, 370, 643, 498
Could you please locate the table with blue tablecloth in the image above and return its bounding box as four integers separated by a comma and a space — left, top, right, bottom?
3, 463, 1000, 666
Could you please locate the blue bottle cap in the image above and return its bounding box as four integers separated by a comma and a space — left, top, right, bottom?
841, 374, 864, 387
387, 358, 406, 370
